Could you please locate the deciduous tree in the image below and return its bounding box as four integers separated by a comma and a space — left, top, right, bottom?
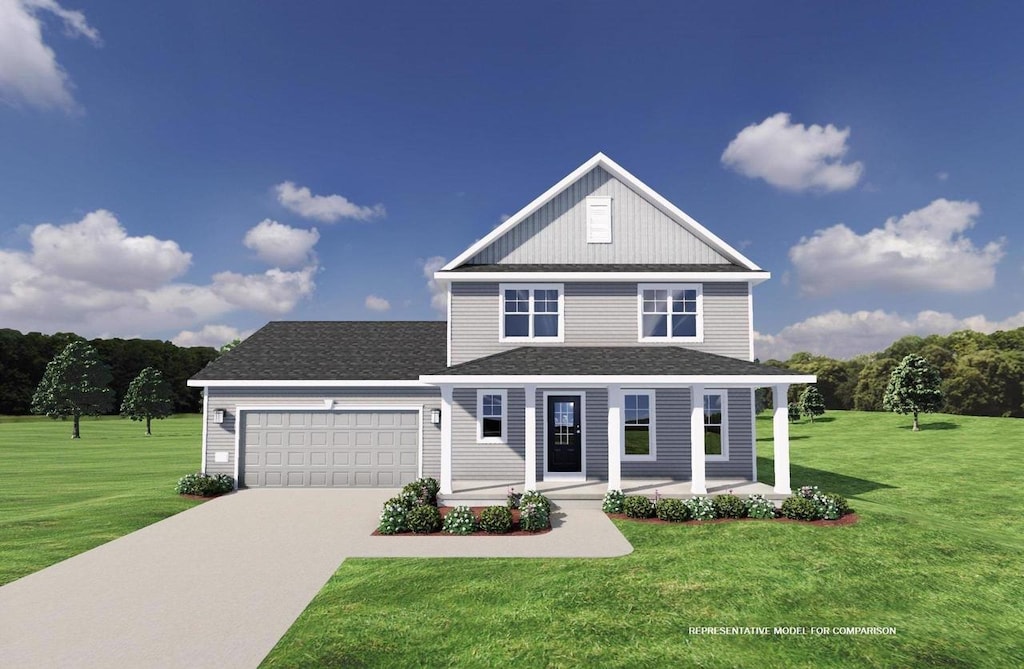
799, 385, 826, 422
883, 354, 943, 431
31, 341, 114, 438
121, 367, 174, 435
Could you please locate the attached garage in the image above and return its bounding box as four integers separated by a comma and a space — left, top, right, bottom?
240, 409, 420, 488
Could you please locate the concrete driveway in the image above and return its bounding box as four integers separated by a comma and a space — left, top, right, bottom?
0, 489, 631, 668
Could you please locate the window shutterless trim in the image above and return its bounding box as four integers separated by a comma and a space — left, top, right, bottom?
498, 283, 565, 343
703, 388, 728, 462
621, 389, 656, 462
476, 389, 508, 444
637, 282, 704, 343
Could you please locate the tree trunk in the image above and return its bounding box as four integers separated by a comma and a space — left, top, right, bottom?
146, 416, 152, 436
912, 411, 920, 432
72, 414, 81, 439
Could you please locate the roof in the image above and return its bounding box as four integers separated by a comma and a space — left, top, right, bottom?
189, 321, 447, 382
447, 263, 755, 273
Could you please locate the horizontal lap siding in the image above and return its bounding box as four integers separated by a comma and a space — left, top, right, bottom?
584, 389, 608, 480
707, 388, 754, 479
622, 388, 689, 478
451, 388, 525, 481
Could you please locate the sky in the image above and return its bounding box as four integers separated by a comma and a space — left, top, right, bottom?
1, 1, 1022, 360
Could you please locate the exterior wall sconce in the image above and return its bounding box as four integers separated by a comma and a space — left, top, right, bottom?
430, 408, 442, 425
212, 409, 225, 424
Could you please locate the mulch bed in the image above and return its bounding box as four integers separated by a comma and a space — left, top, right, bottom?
372, 506, 552, 536
606, 512, 859, 527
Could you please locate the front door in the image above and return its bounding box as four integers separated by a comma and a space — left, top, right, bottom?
547, 395, 582, 474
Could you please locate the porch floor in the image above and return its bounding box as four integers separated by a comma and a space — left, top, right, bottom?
442, 478, 784, 506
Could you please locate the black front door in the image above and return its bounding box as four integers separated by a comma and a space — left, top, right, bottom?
547, 395, 582, 473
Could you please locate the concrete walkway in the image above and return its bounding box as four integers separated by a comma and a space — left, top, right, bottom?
0, 489, 632, 669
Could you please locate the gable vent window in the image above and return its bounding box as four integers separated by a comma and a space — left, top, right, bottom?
586, 196, 612, 244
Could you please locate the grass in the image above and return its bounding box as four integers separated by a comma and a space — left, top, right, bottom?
263, 411, 1024, 668
0, 414, 204, 585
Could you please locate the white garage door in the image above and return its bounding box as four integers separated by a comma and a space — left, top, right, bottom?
241, 410, 419, 487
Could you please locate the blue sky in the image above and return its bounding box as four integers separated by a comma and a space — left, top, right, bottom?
1, 1, 1022, 358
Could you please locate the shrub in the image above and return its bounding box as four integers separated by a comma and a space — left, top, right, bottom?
479, 505, 513, 534
822, 492, 851, 517
623, 495, 656, 519
519, 490, 551, 514
377, 500, 409, 534
602, 489, 625, 514
386, 491, 419, 511
796, 486, 851, 520
506, 489, 523, 509
407, 505, 442, 534
686, 496, 717, 521
797, 485, 821, 500
519, 502, 550, 532
175, 472, 234, 497
655, 498, 689, 522
781, 496, 821, 521
442, 506, 477, 535
402, 477, 440, 507
713, 494, 747, 519
745, 494, 777, 519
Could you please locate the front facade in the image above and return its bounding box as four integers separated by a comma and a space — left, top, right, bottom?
189, 154, 814, 496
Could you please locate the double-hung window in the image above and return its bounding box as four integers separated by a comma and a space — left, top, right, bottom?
703, 390, 727, 459
638, 283, 703, 341
622, 391, 655, 461
477, 390, 507, 443
500, 283, 563, 341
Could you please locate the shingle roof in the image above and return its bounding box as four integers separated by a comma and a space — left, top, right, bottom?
428, 346, 804, 377
190, 321, 447, 381
448, 263, 754, 272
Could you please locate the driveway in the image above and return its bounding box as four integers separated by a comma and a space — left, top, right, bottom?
0, 489, 631, 668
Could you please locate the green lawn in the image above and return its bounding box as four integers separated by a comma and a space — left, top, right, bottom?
263, 411, 1024, 668
0, 414, 204, 585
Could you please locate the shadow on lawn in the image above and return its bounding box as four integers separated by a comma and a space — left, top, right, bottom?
896, 421, 961, 431
756, 458, 897, 497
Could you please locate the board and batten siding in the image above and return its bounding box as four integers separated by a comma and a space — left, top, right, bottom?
449, 281, 751, 364
467, 167, 731, 265
202, 387, 441, 479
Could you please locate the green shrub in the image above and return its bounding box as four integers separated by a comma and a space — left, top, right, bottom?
402, 477, 440, 507
506, 489, 523, 509
822, 492, 851, 517
655, 498, 689, 522
519, 490, 551, 514
781, 496, 821, 521
407, 505, 442, 534
175, 472, 234, 496
602, 490, 625, 514
519, 502, 550, 532
686, 496, 717, 521
386, 491, 419, 511
479, 505, 513, 534
745, 494, 777, 519
377, 500, 409, 534
713, 494, 747, 519
623, 495, 656, 518
442, 506, 477, 535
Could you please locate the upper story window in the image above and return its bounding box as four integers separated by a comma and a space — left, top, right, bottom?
500, 283, 564, 341
638, 283, 703, 342
586, 196, 612, 243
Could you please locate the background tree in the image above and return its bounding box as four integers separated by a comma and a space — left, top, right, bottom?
883, 354, 944, 431
788, 405, 801, 423
219, 338, 241, 355
31, 341, 114, 438
799, 385, 826, 422
121, 367, 174, 435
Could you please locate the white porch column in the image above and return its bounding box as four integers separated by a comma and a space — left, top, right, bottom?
440, 385, 453, 495
690, 384, 706, 494
773, 383, 792, 495
607, 384, 622, 491
524, 384, 537, 490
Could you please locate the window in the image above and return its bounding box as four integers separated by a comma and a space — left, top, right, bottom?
586, 196, 612, 243
623, 391, 655, 460
704, 391, 727, 459
638, 283, 703, 341
477, 390, 507, 443
500, 284, 564, 341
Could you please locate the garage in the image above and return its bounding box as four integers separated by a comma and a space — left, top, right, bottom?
240, 409, 420, 487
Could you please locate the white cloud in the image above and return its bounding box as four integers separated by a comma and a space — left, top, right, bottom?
172, 324, 253, 349
756, 309, 1024, 360
422, 256, 447, 315
721, 112, 863, 192
275, 181, 385, 222
210, 267, 316, 313
243, 219, 319, 267
0, 0, 100, 111
789, 199, 1004, 296
937, 171, 949, 181
364, 294, 391, 312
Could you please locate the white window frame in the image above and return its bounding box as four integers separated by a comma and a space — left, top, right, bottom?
704, 389, 728, 462
499, 283, 565, 342
621, 389, 656, 462
476, 389, 507, 444
586, 195, 612, 244
637, 283, 704, 342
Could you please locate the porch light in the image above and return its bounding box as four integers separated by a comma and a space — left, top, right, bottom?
212, 409, 225, 424
430, 408, 442, 425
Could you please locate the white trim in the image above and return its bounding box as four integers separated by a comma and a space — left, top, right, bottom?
586, 195, 612, 244
420, 373, 816, 386
476, 389, 508, 444
446, 282, 453, 368
747, 281, 755, 361
621, 389, 656, 462
435, 271, 770, 284
749, 387, 758, 481
542, 390, 587, 481
773, 383, 792, 495
187, 379, 434, 388
637, 283, 704, 343
498, 283, 565, 343
441, 153, 762, 271
440, 386, 453, 495
690, 384, 706, 494
201, 388, 209, 474
607, 385, 622, 491
703, 388, 729, 462
523, 385, 537, 489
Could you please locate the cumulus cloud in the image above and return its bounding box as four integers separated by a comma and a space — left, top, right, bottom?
172, 324, 253, 349
789, 199, 1004, 296
364, 295, 391, 312
755, 309, 1024, 360
275, 181, 385, 222
210, 267, 316, 313
721, 112, 863, 191
243, 219, 319, 267
422, 256, 447, 315
0, 0, 101, 111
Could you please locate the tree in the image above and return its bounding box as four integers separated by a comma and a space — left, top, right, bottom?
121, 367, 174, 435
799, 385, 826, 422
31, 341, 114, 438
788, 405, 801, 423
883, 354, 944, 431
219, 338, 241, 355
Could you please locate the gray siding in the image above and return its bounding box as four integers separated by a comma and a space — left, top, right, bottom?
706, 388, 754, 479
450, 281, 751, 364
468, 167, 731, 265
451, 387, 526, 481
622, 388, 689, 478
203, 387, 441, 480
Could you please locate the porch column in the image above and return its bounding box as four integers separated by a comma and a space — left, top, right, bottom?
524, 384, 537, 490
607, 384, 622, 491
440, 385, 453, 495
773, 383, 791, 494
690, 384, 706, 494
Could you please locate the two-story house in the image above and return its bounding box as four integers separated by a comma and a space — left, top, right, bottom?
188, 153, 814, 500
